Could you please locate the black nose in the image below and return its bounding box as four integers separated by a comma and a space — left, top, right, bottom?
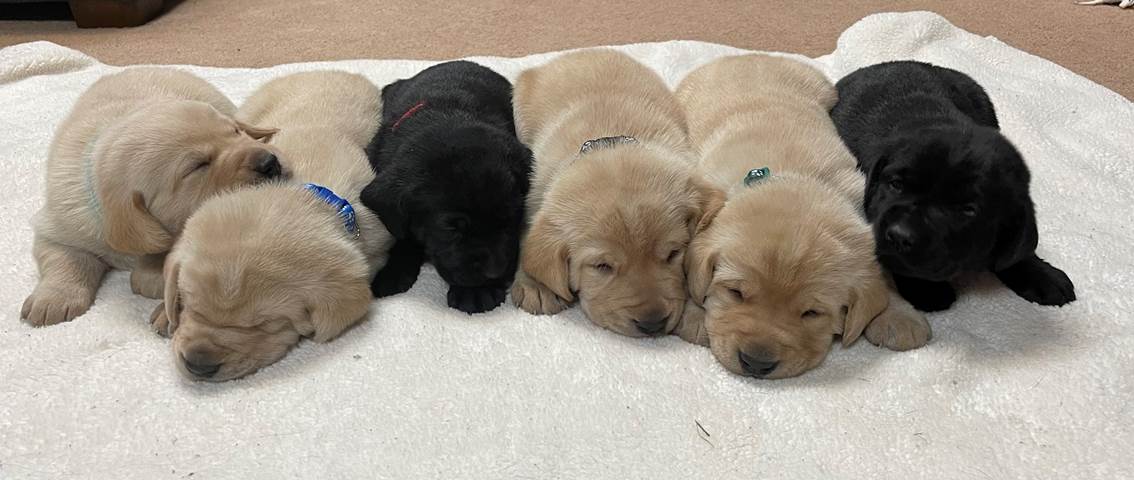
254, 153, 281, 178
738, 350, 778, 377
884, 223, 916, 253
633, 311, 669, 335
182, 353, 221, 378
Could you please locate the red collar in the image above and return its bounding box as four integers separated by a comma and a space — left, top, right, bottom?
391, 100, 427, 131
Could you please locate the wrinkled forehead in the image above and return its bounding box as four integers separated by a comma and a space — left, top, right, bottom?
574, 202, 690, 256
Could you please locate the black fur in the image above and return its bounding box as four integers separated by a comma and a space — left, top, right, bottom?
830, 61, 1074, 311
360, 61, 532, 314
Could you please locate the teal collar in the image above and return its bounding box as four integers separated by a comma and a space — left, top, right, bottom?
303, 183, 360, 238
743, 167, 771, 187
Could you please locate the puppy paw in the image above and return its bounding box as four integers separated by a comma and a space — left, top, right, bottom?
894, 276, 956, 312
673, 300, 709, 346
447, 285, 507, 314
149, 302, 174, 337
511, 272, 569, 315
370, 265, 420, 298
996, 256, 1076, 307
130, 267, 164, 299
21, 284, 93, 327
865, 296, 931, 351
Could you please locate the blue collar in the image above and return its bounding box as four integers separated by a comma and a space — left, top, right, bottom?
743, 167, 771, 187
303, 183, 359, 238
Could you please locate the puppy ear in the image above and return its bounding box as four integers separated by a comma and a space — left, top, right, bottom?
302, 279, 371, 343
520, 212, 574, 302
101, 186, 175, 255
840, 271, 890, 347
360, 177, 410, 239
684, 233, 717, 307
990, 197, 1038, 272
689, 176, 726, 236
862, 144, 893, 215
161, 257, 182, 335
235, 119, 278, 142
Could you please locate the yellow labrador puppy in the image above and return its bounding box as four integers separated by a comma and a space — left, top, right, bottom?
151, 71, 392, 382
22, 67, 283, 327
511, 49, 723, 338
675, 54, 930, 379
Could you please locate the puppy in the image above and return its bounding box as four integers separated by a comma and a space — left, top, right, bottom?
511, 49, 722, 338
830, 61, 1075, 312
151, 71, 391, 382
22, 67, 283, 327
675, 54, 930, 379
360, 61, 531, 314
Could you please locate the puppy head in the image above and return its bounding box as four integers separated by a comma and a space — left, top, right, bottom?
522, 145, 724, 337
686, 182, 889, 378
96, 100, 285, 255
864, 126, 1037, 280
162, 187, 371, 382
362, 123, 532, 287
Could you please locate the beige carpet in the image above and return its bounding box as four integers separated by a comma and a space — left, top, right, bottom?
1, 0, 1131, 99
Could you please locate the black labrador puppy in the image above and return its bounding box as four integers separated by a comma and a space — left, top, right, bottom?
830, 61, 1075, 311
361, 61, 532, 313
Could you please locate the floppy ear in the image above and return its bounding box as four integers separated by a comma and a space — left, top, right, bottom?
302, 279, 372, 343
688, 176, 726, 237
840, 271, 890, 347
990, 197, 1038, 271
235, 119, 278, 141
360, 176, 410, 239
684, 233, 717, 307
101, 186, 175, 255
861, 144, 893, 216
520, 212, 574, 302
161, 257, 182, 335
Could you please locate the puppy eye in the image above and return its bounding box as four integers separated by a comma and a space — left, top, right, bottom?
801, 309, 820, 319
960, 203, 979, 217
592, 263, 613, 274
887, 179, 904, 193
666, 249, 681, 263
726, 287, 744, 301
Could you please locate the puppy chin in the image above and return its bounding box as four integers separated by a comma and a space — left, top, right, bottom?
876, 250, 959, 281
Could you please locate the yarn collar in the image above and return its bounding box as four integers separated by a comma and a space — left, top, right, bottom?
303, 183, 360, 238
743, 167, 771, 187
391, 100, 427, 132
578, 135, 638, 155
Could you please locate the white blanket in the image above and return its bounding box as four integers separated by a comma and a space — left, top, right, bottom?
1, 11, 1131, 479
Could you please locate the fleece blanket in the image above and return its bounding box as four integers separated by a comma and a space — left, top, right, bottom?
1, 11, 1131, 479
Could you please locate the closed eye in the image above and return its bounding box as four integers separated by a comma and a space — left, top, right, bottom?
185, 161, 210, 178
801, 309, 820, 319
592, 263, 613, 274
726, 287, 744, 301
666, 249, 681, 263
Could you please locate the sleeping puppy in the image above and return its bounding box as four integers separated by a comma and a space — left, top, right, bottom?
360, 61, 531, 314
22, 67, 283, 327
830, 61, 1075, 312
511, 49, 722, 338
150, 71, 392, 382
675, 54, 930, 378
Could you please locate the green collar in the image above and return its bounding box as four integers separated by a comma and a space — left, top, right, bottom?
743, 167, 771, 187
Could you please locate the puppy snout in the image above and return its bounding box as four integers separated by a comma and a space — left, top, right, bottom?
884, 223, 917, 253
253, 152, 282, 178
738, 350, 779, 378
633, 310, 669, 336
182, 351, 222, 378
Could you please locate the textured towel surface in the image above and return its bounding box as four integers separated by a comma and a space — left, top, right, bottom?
1, 12, 1131, 479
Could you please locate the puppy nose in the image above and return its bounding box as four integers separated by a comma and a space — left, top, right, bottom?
254, 153, 281, 178
182, 353, 221, 378
633, 311, 669, 336
885, 223, 916, 252
738, 350, 779, 377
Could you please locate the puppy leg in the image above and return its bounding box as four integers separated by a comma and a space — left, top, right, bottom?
21, 236, 109, 326
865, 291, 931, 351
130, 253, 165, 299
149, 302, 173, 337
447, 282, 507, 314
511, 269, 570, 315
893, 274, 957, 312
370, 240, 425, 298
995, 254, 1076, 306
673, 300, 709, 346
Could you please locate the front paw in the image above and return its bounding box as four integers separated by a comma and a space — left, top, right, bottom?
447, 285, 506, 314
149, 303, 175, 337
511, 272, 569, 315
370, 265, 420, 298
895, 277, 956, 312
865, 295, 931, 351
21, 284, 94, 327
997, 257, 1076, 306
130, 268, 164, 299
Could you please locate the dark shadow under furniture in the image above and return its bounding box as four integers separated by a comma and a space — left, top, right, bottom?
0, 0, 165, 27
